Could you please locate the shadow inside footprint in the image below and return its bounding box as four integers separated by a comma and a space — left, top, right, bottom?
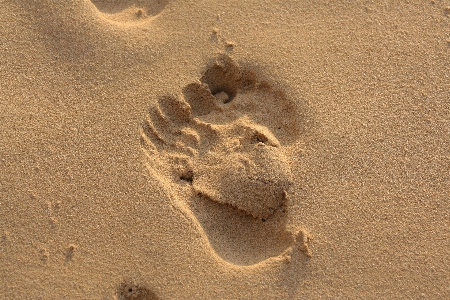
91, 0, 168, 21
141, 55, 302, 265
189, 194, 294, 265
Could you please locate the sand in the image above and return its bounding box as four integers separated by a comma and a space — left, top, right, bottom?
0, 0, 449, 299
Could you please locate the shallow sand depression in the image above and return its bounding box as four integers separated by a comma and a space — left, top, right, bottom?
1, 0, 449, 299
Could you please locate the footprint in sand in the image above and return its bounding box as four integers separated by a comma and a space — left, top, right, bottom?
141, 55, 306, 265
91, 0, 168, 23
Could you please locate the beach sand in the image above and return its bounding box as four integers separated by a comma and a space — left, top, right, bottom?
1, 0, 449, 299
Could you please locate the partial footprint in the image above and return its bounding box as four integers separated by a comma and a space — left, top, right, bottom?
141, 55, 303, 265
91, 0, 168, 23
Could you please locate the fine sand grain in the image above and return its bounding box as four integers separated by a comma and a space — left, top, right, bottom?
1, 0, 449, 299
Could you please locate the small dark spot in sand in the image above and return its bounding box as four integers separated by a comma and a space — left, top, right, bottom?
445, 6, 450, 16
117, 281, 159, 300
65, 244, 76, 262
1, 231, 10, 242
40, 248, 49, 262
180, 170, 194, 183
225, 41, 235, 52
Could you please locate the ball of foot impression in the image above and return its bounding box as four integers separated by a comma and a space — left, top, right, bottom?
193, 145, 292, 220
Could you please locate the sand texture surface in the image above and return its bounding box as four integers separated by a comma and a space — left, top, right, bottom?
1, 0, 449, 299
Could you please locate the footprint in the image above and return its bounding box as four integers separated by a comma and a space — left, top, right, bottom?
141, 55, 303, 265
91, 0, 168, 23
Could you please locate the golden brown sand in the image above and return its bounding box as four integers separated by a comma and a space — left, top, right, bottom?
1, 0, 449, 299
